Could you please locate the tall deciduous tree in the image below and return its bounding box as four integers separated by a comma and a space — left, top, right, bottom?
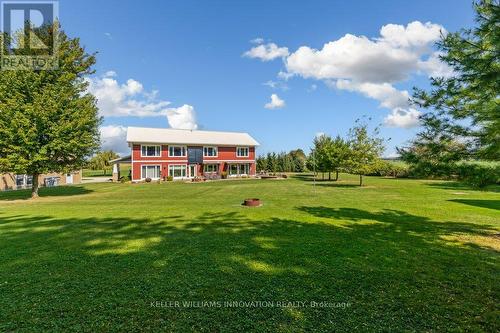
310, 134, 334, 180
329, 136, 350, 181
88, 150, 119, 175
347, 121, 384, 186
0, 23, 100, 198
412, 0, 499, 160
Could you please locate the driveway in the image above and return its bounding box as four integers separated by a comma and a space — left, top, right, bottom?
81, 177, 112, 184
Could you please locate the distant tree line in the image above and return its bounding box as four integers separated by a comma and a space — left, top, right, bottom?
256, 149, 307, 173
258, 120, 385, 186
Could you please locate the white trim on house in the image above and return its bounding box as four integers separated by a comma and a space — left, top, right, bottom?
236, 147, 249, 157
131, 159, 254, 163
203, 146, 218, 157
168, 145, 187, 157
141, 164, 161, 180
168, 164, 188, 179
133, 160, 189, 163
203, 163, 219, 173
140, 144, 161, 157
227, 163, 250, 177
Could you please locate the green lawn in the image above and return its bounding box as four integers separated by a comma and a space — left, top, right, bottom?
0, 174, 498, 331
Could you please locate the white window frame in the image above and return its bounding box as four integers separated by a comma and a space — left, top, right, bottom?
168, 145, 187, 157
168, 164, 187, 179
228, 164, 250, 177
203, 146, 218, 157
236, 147, 249, 157
141, 145, 161, 157
203, 164, 219, 173
15, 174, 33, 188
141, 165, 161, 179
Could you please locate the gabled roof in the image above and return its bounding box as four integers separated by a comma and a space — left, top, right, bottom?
126, 127, 260, 146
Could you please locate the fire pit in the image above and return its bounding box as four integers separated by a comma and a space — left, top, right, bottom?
243, 198, 261, 207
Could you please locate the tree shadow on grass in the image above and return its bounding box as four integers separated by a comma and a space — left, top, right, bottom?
312, 183, 360, 188
291, 173, 339, 182
0, 185, 93, 201
0, 209, 498, 331
448, 199, 500, 211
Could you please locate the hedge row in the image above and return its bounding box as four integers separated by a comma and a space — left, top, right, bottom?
370, 160, 499, 188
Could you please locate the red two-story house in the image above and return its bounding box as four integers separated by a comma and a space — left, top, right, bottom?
126, 127, 259, 181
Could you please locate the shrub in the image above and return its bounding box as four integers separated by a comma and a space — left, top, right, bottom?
166, 176, 173, 181
455, 161, 500, 188
369, 160, 410, 178
220, 171, 228, 179
145, 177, 152, 183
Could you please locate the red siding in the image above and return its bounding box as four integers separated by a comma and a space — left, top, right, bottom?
131, 144, 256, 181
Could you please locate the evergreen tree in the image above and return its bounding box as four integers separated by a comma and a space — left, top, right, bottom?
256, 156, 267, 172
412, 0, 499, 160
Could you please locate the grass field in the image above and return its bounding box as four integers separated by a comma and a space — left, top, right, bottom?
0, 174, 498, 331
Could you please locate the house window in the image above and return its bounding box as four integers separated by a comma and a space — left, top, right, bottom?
141, 165, 161, 179
229, 164, 238, 175
237, 147, 249, 157
203, 164, 219, 173
169, 165, 187, 178
169, 146, 186, 157
44, 176, 59, 187
15, 175, 33, 188
203, 146, 218, 157
228, 164, 250, 176
141, 145, 161, 157
240, 164, 250, 175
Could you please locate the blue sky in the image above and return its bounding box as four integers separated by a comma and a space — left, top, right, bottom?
59, 0, 476, 156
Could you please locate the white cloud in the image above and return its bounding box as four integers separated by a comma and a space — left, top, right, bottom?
104, 32, 112, 39
262, 80, 289, 91
277, 71, 295, 81
104, 70, 116, 77
86, 73, 198, 130
86, 75, 171, 117
250, 37, 264, 44
384, 108, 421, 128
335, 80, 410, 110
285, 21, 445, 83
418, 52, 454, 78
166, 104, 198, 130
87, 72, 199, 133
243, 43, 289, 61
264, 94, 285, 109
100, 125, 129, 155
270, 21, 448, 128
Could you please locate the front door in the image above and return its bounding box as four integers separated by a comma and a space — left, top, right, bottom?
189, 165, 197, 178
66, 173, 73, 184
